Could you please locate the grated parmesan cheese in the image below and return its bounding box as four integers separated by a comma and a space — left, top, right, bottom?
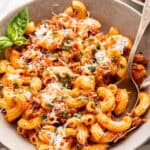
47, 110, 57, 119
83, 18, 96, 26
81, 63, 97, 71
54, 127, 64, 150
113, 36, 129, 54
7, 74, 20, 81
35, 24, 49, 37
46, 66, 74, 77
61, 29, 73, 37
41, 82, 63, 104
48, 82, 63, 91
95, 50, 106, 60
54, 103, 65, 110
23, 91, 31, 99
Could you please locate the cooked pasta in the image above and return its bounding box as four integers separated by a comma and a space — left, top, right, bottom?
0, 0, 149, 150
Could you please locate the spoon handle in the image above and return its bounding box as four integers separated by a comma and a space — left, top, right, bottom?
128, 0, 150, 74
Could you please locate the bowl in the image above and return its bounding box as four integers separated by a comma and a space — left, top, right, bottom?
0, 0, 10, 19
0, 0, 150, 150
131, 0, 144, 6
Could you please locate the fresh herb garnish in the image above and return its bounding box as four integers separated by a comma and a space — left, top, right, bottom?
52, 31, 58, 34
55, 128, 59, 136
94, 100, 97, 105
94, 43, 101, 52
7, 8, 29, 40
97, 43, 101, 50
0, 8, 29, 50
80, 50, 83, 56
61, 111, 69, 118
0, 37, 13, 50
63, 74, 71, 89
46, 103, 53, 107
88, 38, 94, 42
88, 65, 96, 72
81, 40, 85, 45
42, 114, 47, 120
56, 74, 61, 81
74, 112, 82, 119
47, 97, 56, 107
22, 86, 30, 91
13, 82, 19, 89
111, 56, 118, 62
62, 43, 72, 50
78, 96, 87, 102
14, 36, 28, 46
49, 97, 56, 102
61, 95, 67, 99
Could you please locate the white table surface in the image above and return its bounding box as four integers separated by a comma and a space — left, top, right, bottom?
0, 0, 149, 150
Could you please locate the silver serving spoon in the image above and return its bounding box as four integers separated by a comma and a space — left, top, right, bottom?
141, 75, 150, 89
117, 0, 150, 113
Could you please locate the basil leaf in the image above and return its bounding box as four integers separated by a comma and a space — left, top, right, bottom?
0, 8, 29, 50
0, 36, 13, 50
14, 36, 29, 46
7, 8, 29, 41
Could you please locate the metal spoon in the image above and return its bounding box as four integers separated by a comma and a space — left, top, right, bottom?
141, 75, 150, 89
117, 0, 150, 113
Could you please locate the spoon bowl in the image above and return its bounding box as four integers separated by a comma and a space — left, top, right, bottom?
117, 0, 150, 113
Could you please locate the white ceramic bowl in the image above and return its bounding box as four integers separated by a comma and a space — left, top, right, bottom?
0, 0, 150, 150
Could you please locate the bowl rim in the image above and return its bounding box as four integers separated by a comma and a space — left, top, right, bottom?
0, 0, 146, 150
131, 0, 144, 6
0, 0, 142, 24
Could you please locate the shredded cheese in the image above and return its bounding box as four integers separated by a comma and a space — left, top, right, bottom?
113, 36, 129, 54
35, 24, 49, 37
95, 50, 110, 64
7, 74, 20, 81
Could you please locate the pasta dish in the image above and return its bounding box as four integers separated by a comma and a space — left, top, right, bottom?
0, 1, 149, 150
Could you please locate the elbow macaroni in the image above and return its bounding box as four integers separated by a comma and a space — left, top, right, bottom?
116, 56, 128, 78
18, 117, 42, 130
76, 124, 89, 145
97, 112, 132, 132
97, 87, 115, 113
90, 123, 104, 142
133, 92, 150, 117
114, 89, 128, 115
5, 95, 26, 122
72, 0, 87, 19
